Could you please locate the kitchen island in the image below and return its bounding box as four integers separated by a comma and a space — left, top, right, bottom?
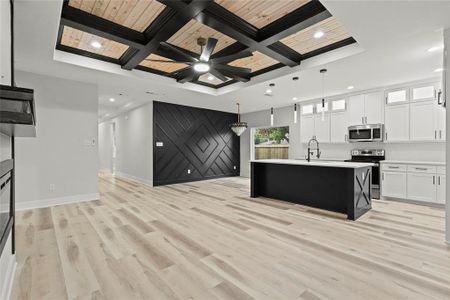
250, 159, 374, 220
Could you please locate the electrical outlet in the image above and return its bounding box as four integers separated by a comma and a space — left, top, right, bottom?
233, 166, 237, 170
187, 169, 191, 174
49, 184, 56, 191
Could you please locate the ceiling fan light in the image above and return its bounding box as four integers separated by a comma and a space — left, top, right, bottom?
193, 62, 210, 72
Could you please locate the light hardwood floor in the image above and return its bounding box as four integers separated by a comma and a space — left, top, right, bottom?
11, 174, 450, 300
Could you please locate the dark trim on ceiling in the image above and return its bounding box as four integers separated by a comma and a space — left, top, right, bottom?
55, 44, 121, 65
301, 37, 357, 60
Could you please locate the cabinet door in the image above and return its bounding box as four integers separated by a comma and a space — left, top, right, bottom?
386, 88, 408, 105
434, 104, 446, 141
330, 111, 348, 143
411, 83, 438, 102
410, 101, 435, 141
381, 171, 407, 198
364, 92, 384, 124
407, 173, 436, 203
385, 104, 409, 141
347, 95, 365, 126
314, 113, 330, 142
436, 175, 446, 204
300, 114, 315, 143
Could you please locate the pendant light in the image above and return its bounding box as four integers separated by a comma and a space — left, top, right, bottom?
230, 103, 247, 136
292, 76, 299, 124
270, 107, 274, 126
320, 69, 327, 122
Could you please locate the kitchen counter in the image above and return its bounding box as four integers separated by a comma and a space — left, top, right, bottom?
381, 160, 445, 166
251, 159, 374, 169
251, 160, 372, 220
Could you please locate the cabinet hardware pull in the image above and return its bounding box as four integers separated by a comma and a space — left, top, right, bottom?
385, 132, 387, 140
435, 130, 437, 139
388, 166, 399, 169
415, 167, 427, 170
433, 176, 435, 185
361, 117, 364, 124
438, 176, 440, 185
382, 173, 384, 180
440, 130, 442, 140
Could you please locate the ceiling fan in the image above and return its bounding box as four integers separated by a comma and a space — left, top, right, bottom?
144, 37, 254, 84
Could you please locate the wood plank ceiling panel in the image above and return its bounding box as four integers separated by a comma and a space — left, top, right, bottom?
215, 0, 310, 28
228, 51, 278, 72
167, 20, 236, 55
61, 26, 129, 59
139, 54, 189, 73
68, 0, 166, 32
280, 17, 351, 54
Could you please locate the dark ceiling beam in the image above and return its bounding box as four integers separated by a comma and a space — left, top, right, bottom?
60, 5, 147, 50
121, 0, 214, 70
195, 3, 300, 66
301, 37, 357, 60
258, 1, 332, 46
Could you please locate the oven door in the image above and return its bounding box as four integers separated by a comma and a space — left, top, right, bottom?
348, 128, 373, 142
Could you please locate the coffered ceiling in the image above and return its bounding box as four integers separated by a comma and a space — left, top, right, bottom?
56, 0, 356, 88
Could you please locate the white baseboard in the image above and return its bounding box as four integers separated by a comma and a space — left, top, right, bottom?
15, 193, 100, 211
115, 171, 153, 187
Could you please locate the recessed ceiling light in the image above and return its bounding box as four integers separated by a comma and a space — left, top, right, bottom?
207, 75, 215, 81
193, 62, 210, 72
105, 114, 110, 117
314, 30, 324, 39
347, 85, 354, 90
292, 97, 298, 101
109, 98, 115, 102
90, 41, 102, 49
434, 68, 444, 72
427, 45, 444, 52
265, 89, 272, 94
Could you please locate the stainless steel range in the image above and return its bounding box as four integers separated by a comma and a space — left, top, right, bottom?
345, 149, 385, 199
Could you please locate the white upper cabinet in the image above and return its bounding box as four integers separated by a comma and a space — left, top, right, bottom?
348, 94, 365, 126
410, 101, 435, 141
348, 92, 383, 125
300, 114, 315, 143
330, 111, 348, 143
385, 104, 409, 141
314, 113, 330, 143
301, 104, 314, 115
411, 82, 439, 102
364, 92, 384, 124
385, 88, 408, 105
434, 104, 446, 141
331, 99, 346, 111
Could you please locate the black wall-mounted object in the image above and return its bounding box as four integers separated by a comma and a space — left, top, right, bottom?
153, 101, 240, 186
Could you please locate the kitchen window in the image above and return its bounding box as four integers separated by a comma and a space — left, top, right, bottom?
253, 126, 289, 160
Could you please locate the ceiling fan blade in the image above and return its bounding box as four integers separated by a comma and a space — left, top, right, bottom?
214, 64, 252, 75
160, 42, 197, 63
213, 65, 250, 82
209, 69, 228, 82
144, 59, 192, 64
200, 38, 218, 62
211, 50, 253, 64
175, 67, 198, 83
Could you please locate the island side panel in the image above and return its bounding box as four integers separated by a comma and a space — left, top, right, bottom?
348, 166, 372, 220
250, 162, 353, 215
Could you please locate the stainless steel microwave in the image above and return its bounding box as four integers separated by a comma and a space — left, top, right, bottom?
348, 124, 384, 142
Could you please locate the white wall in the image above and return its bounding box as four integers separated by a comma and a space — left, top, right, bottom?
98, 122, 113, 172
0, 0, 11, 85
98, 103, 153, 185
14, 71, 99, 209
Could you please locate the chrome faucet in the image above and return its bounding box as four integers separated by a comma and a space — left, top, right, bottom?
306, 137, 321, 162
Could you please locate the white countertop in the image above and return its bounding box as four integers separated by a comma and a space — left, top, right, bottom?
250, 159, 374, 169
381, 160, 446, 166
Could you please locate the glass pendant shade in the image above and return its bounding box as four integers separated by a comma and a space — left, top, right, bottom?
230, 103, 247, 136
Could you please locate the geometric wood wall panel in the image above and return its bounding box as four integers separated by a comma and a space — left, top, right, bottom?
215, 0, 310, 28
228, 51, 279, 72
280, 17, 351, 54
139, 54, 188, 73
153, 101, 239, 186
167, 20, 236, 55
61, 26, 129, 59
68, 0, 166, 32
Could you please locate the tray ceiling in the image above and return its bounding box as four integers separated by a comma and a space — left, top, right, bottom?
57, 0, 357, 88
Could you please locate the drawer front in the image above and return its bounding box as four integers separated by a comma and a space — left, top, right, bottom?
437, 166, 446, 174
407, 165, 436, 174
381, 164, 407, 172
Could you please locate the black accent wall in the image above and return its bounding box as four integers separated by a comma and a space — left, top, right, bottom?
153, 101, 240, 186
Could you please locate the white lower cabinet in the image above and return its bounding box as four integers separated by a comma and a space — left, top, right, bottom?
407, 173, 436, 202
381, 163, 445, 204
381, 171, 407, 198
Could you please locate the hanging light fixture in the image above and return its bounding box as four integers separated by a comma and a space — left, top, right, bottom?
270, 107, 274, 126
292, 76, 299, 124
230, 103, 247, 136
320, 69, 327, 121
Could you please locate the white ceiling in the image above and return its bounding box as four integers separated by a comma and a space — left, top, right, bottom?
13, 0, 450, 120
